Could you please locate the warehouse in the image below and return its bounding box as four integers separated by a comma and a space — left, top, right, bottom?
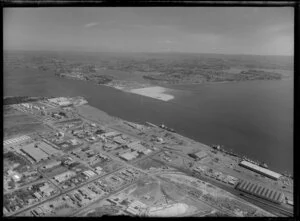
235, 180, 285, 204
48, 97, 72, 106
21, 143, 49, 162
113, 136, 127, 145
239, 160, 281, 180
38, 141, 60, 156
189, 150, 207, 160
119, 151, 139, 161
127, 141, 149, 154
103, 131, 121, 138
4, 135, 31, 146
54, 171, 76, 183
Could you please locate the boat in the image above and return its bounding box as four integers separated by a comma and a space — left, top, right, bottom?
159, 124, 176, 132
211, 144, 222, 150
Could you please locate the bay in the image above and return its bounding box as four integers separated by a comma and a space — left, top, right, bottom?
4, 67, 293, 174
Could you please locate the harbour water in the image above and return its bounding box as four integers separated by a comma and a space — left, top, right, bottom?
4, 67, 293, 174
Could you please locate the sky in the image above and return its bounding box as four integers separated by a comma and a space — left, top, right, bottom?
4, 7, 294, 56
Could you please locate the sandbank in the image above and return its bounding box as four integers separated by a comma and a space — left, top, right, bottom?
129, 86, 174, 101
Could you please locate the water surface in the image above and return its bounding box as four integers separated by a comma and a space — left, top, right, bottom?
4, 68, 293, 173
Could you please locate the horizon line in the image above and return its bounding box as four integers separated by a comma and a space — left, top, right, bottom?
4, 48, 294, 58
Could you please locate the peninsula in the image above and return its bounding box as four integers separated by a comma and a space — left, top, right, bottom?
4, 51, 292, 102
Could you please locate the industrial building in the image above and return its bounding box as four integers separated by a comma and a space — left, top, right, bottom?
113, 136, 127, 145
235, 180, 285, 204
103, 131, 121, 138
127, 141, 151, 154
48, 97, 72, 107
119, 151, 139, 161
42, 161, 61, 169
4, 135, 31, 146
53, 171, 77, 183
126, 200, 146, 215
239, 161, 282, 180
21, 143, 49, 162
189, 150, 208, 160
83, 170, 96, 178
38, 141, 60, 156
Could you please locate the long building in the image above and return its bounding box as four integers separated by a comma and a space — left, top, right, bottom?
20, 141, 60, 162
38, 141, 60, 155
21, 143, 49, 162
4, 135, 31, 146
236, 180, 285, 204
239, 160, 281, 180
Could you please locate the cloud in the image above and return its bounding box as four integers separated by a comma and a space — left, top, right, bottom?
84, 22, 99, 28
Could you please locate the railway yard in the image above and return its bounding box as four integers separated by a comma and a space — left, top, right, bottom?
3, 96, 294, 217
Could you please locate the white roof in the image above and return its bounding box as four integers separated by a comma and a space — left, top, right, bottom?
130, 200, 146, 208
103, 131, 120, 137
4, 135, 31, 146
194, 151, 207, 158
120, 151, 138, 160
113, 136, 127, 144
240, 160, 281, 179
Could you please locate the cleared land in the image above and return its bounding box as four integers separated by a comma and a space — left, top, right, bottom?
76, 104, 117, 126
4, 109, 48, 139
130, 86, 174, 101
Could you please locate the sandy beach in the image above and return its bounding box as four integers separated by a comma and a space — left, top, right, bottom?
130, 86, 174, 101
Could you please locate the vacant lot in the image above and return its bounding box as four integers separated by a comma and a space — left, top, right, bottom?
77, 104, 117, 126
4, 112, 48, 139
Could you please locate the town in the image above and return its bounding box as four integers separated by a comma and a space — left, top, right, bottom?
4, 96, 293, 217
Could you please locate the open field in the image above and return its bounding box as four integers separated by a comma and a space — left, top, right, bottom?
4, 112, 48, 139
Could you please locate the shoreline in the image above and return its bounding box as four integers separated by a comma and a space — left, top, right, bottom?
54, 74, 291, 101
78, 101, 291, 176
5, 94, 292, 175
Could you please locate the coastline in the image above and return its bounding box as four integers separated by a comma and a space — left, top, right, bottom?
77, 101, 289, 177
55, 74, 290, 96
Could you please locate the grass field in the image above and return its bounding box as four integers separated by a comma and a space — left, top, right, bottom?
4, 112, 48, 138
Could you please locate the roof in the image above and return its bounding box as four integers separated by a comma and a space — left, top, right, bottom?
194, 151, 207, 159
130, 200, 146, 208
48, 97, 71, 106
127, 141, 147, 152
4, 135, 31, 146
103, 131, 120, 138
120, 151, 138, 161
239, 160, 281, 179
38, 142, 60, 155
236, 180, 284, 203
113, 136, 127, 144
21, 143, 49, 162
